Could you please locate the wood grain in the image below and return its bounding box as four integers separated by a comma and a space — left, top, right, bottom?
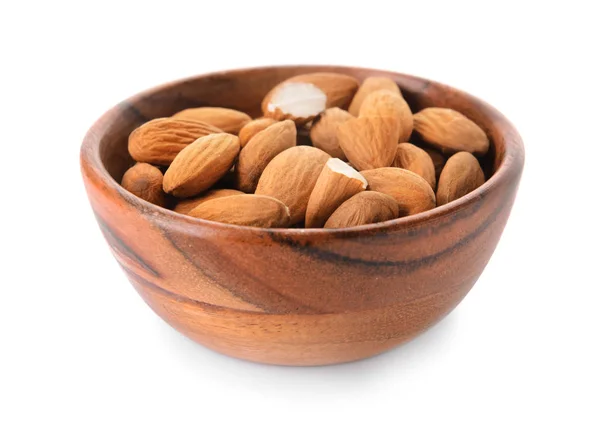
80, 65, 524, 366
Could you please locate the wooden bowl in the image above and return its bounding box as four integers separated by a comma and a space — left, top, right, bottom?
80, 66, 524, 366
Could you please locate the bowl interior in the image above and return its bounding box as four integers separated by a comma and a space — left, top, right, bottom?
96, 66, 502, 192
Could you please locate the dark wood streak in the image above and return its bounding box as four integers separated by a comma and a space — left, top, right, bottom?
94, 211, 160, 278
267, 192, 509, 272
156, 224, 324, 313
116, 100, 149, 124
125, 267, 236, 313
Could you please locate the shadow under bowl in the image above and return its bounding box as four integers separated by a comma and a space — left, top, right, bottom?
80, 65, 524, 366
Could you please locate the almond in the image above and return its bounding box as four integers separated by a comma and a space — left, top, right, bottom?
172, 107, 251, 134
437, 152, 485, 206
310, 108, 354, 160
128, 118, 222, 166
337, 117, 398, 170
238, 118, 277, 147
188, 194, 290, 228
234, 120, 296, 193
255, 146, 330, 225
261, 72, 359, 124
422, 146, 447, 180
305, 158, 367, 228
413, 107, 489, 155
163, 133, 240, 198
348, 76, 401, 116
393, 143, 437, 189
173, 188, 243, 215
360, 167, 436, 216
121, 163, 166, 207
324, 191, 399, 228
359, 90, 413, 142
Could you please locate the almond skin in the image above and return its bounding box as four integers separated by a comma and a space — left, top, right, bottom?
255, 146, 330, 225
437, 152, 485, 205
234, 120, 296, 193
413, 107, 490, 156
422, 147, 447, 180
305, 158, 367, 228
337, 116, 398, 171
173, 189, 243, 215
238, 118, 277, 147
262, 72, 359, 124
188, 194, 290, 228
361, 167, 436, 216
121, 163, 166, 207
325, 191, 399, 229
172, 107, 251, 134
128, 118, 222, 166
163, 133, 240, 198
393, 143, 437, 189
348, 77, 401, 116
310, 108, 354, 160
359, 90, 413, 142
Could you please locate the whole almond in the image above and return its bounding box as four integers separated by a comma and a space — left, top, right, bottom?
173, 188, 244, 215
262, 72, 359, 124
422, 147, 447, 179
172, 107, 251, 134
413, 107, 489, 155
128, 118, 222, 166
163, 133, 240, 198
305, 158, 368, 228
121, 163, 166, 207
348, 77, 401, 116
255, 146, 330, 224
337, 116, 398, 170
188, 194, 290, 228
393, 143, 437, 189
234, 120, 296, 193
361, 167, 436, 216
324, 191, 399, 228
437, 152, 485, 205
310, 108, 354, 160
359, 90, 413, 142
238, 118, 277, 147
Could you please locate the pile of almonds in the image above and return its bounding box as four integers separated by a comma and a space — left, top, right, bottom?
121, 72, 488, 228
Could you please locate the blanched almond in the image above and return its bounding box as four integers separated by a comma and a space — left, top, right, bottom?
360, 167, 436, 216
324, 191, 399, 228
305, 158, 367, 228
262, 73, 359, 124
163, 133, 240, 198
188, 194, 290, 228
255, 146, 330, 225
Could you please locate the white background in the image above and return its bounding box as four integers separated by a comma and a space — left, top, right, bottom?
1, 1, 599, 436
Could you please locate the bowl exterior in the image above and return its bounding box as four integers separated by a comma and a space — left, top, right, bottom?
81, 66, 524, 365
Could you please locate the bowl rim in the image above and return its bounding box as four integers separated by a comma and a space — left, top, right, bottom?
81, 64, 525, 237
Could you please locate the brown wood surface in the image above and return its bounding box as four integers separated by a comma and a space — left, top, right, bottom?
80, 65, 524, 366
